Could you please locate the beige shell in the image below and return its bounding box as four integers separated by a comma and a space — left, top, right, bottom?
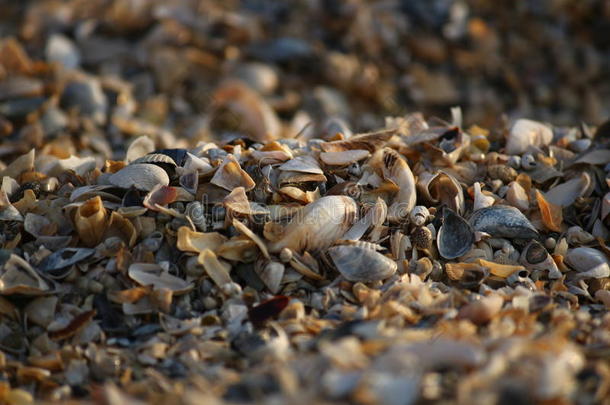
74, 196, 108, 247
279, 155, 323, 174
457, 294, 503, 324
372, 148, 416, 222
109, 163, 170, 191
125, 135, 155, 163
506, 181, 529, 211
343, 197, 387, 241
210, 154, 255, 191
544, 172, 591, 207
268, 195, 358, 253
472, 182, 495, 212
128, 263, 193, 294
0, 254, 50, 295
320, 150, 370, 166
519, 240, 562, 279
506, 119, 553, 155
176, 226, 227, 253
328, 244, 396, 282
418, 171, 465, 215
197, 249, 232, 288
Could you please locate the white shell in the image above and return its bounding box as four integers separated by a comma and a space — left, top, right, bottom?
506, 119, 553, 155
565, 247, 610, 279
109, 163, 170, 191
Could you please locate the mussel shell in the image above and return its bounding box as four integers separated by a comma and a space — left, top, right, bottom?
437, 208, 474, 260
469, 205, 538, 239
38, 247, 95, 279
328, 244, 396, 282
152, 149, 188, 166
522, 240, 547, 264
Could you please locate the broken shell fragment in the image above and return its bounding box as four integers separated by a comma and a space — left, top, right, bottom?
328, 244, 396, 282
565, 247, 610, 279
469, 205, 538, 239
506, 119, 553, 155
38, 248, 95, 279
74, 196, 108, 247
520, 240, 562, 279
320, 150, 370, 166
109, 163, 170, 191
210, 155, 256, 191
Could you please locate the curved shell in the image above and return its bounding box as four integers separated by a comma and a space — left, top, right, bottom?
506, 119, 553, 155
437, 208, 474, 260
418, 171, 465, 215
565, 247, 610, 279
328, 244, 396, 282
520, 240, 562, 279
131, 153, 177, 167
268, 195, 358, 253
109, 163, 170, 191
469, 205, 538, 239
376, 148, 416, 221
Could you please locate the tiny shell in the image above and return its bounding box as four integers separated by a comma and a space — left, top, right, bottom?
328, 244, 396, 282
109, 164, 170, 191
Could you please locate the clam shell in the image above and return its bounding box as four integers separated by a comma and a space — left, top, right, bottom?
506, 119, 553, 155
469, 205, 538, 239
565, 247, 610, 279
125, 136, 155, 163
268, 195, 358, 253
279, 155, 323, 174
109, 163, 170, 191
328, 245, 396, 282
437, 208, 474, 260
375, 148, 416, 221
131, 153, 177, 167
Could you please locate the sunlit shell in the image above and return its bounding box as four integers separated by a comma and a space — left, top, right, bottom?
268, 195, 358, 253
343, 198, 387, 241
437, 208, 474, 259
320, 129, 395, 152
279, 155, 323, 174
125, 135, 155, 163
128, 263, 193, 294
469, 205, 538, 239
131, 153, 177, 167
418, 171, 465, 215
373, 148, 416, 222
328, 244, 396, 282
176, 226, 226, 253
472, 182, 495, 212
506, 119, 553, 155
74, 196, 108, 247
109, 163, 170, 191
320, 150, 370, 166
506, 181, 529, 212
197, 249, 232, 288
210, 154, 255, 191
544, 172, 591, 207
565, 247, 610, 279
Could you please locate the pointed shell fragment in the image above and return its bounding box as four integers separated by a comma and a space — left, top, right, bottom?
109, 163, 170, 191
328, 244, 396, 282
469, 205, 538, 239
210, 155, 255, 191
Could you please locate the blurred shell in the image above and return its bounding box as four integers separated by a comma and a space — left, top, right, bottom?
256, 259, 284, 294
565, 226, 594, 246
328, 244, 396, 282
128, 263, 193, 294
457, 294, 503, 324
469, 205, 538, 239
0, 253, 50, 295
210, 155, 255, 191
506, 119, 553, 155
565, 247, 610, 279
109, 163, 170, 191
320, 150, 370, 166
197, 249, 232, 288
506, 181, 529, 211
131, 153, 176, 167
38, 248, 95, 279
268, 195, 358, 253
544, 172, 591, 207
125, 136, 155, 163
437, 208, 474, 260
321, 129, 394, 153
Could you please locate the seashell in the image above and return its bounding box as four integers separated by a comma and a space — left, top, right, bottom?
1, 149, 34, 179
320, 150, 370, 166
487, 164, 517, 183
343, 198, 386, 241
0, 205, 24, 222
233, 62, 278, 95
176, 226, 226, 253
232, 219, 270, 259
210, 155, 255, 192
506, 119, 553, 155
0, 253, 50, 295
268, 195, 358, 253
520, 153, 537, 170
418, 171, 465, 215
131, 153, 177, 167
374, 148, 416, 222
143, 185, 178, 211
279, 155, 323, 174
185, 201, 207, 232
544, 172, 591, 207
109, 164, 170, 191
128, 263, 193, 294
217, 237, 258, 263
409, 257, 433, 279
573, 149, 610, 165
412, 226, 433, 251
256, 259, 284, 294
74, 196, 108, 247
457, 294, 503, 324
444, 262, 487, 283
506, 181, 529, 211
565, 247, 610, 279
320, 129, 395, 153
536, 190, 563, 232
472, 182, 495, 212
565, 226, 594, 246
125, 136, 155, 163
197, 249, 232, 288
409, 206, 430, 227
24, 296, 57, 328
328, 244, 396, 282
469, 205, 538, 239
105, 212, 138, 247
437, 208, 474, 260
520, 240, 562, 279
38, 248, 95, 279
250, 141, 293, 164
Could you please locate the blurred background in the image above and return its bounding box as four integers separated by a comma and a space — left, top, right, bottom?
0, 0, 609, 145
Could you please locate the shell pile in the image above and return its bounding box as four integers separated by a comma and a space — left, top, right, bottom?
0, 1, 609, 404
